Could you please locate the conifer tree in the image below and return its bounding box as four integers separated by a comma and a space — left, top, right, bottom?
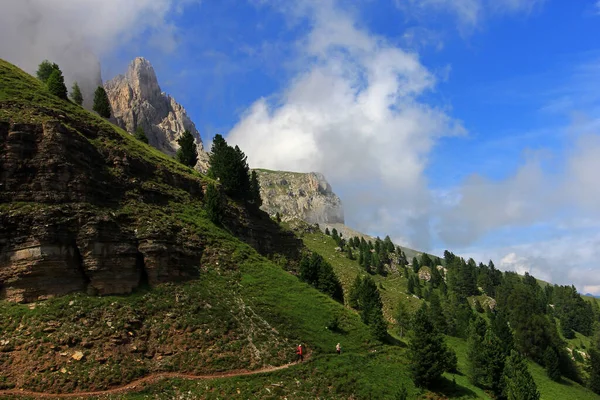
483, 329, 509, 397
420, 253, 432, 267
429, 292, 447, 333
347, 247, 355, 260
467, 316, 488, 386
490, 311, 514, 356
299, 253, 344, 303
176, 130, 198, 167
249, 170, 262, 207
93, 86, 111, 118
412, 257, 420, 274
134, 126, 149, 144
430, 265, 443, 288
395, 300, 411, 338
348, 275, 362, 309
70, 82, 83, 106
46, 69, 68, 100
36, 60, 59, 83
544, 346, 561, 382
502, 350, 540, 400
358, 249, 364, 266
588, 336, 600, 394
369, 309, 388, 341
204, 183, 222, 225
325, 228, 330, 235
409, 303, 457, 387
407, 275, 415, 295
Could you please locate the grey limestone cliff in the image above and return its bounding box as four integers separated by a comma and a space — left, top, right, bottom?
104, 57, 209, 171
255, 170, 344, 225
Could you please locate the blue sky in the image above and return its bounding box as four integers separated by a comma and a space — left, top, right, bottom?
3, 0, 600, 294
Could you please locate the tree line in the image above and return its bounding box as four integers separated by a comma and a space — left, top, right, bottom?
36, 60, 112, 118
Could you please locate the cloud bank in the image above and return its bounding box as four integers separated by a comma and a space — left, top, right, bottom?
0, 0, 194, 105
227, 0, 465, 249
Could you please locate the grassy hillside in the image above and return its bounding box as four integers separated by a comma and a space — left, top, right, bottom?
0, 59, 420, 398
298, 226, 600, 400
2, 59, 599, 399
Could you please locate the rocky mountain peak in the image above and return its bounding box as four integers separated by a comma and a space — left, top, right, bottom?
104, 57, 209, 171
124, 57, 162, 102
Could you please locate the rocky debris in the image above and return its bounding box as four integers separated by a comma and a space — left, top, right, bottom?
256, 170, 344, 225
71, 351, 84, 361
104, 57, 209, 172
418, 268, 431, 281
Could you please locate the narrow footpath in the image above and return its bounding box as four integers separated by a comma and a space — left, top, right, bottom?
0, 360, 304, 399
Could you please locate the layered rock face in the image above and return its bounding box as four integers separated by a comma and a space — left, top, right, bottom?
0, 118, 300, 303
255, 170, 344, 225
0, 119, 204, 303
104, 57, 209, 171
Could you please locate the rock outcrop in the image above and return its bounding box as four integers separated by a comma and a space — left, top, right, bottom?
255, 170, 344, 225
0, 118, 205, 303
104, 57, 209, 171
0, 64, 300, 303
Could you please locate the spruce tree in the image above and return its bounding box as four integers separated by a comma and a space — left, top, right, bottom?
134, 126, 149, 144
204, 183, 222, 225
249, 170, 262, 207
347, 247, 355, 260
299, 253, 343, 303
544, 346, 561, 382
409, 303, 456, 387
467, 316, 488, 387
407, 275, 415, 295
588, 340, 600, 394
483, 329, 509, 397
36, 60, 59, 83
46, 69, 68, 100
395, 299, 411, 338
502, 350, 540, 400
93, 86, 111, 118
412, 257, 420, 274
429, 292, 447, 333
176, 130, 198, 167
490, 311, 514, 356
369, 309, 388, 341
348, 275, 362, 309
70, 82, 83, 106
208, 134, 252, 200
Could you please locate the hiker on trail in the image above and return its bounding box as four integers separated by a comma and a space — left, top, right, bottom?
336, 343, 341, 355
296, 344, 304, 362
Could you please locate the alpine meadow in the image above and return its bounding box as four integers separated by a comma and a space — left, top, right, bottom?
2, 1, 600, 399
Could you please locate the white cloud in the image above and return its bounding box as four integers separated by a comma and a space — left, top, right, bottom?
452, 231, 600, 295
397, 0, 545, 30
227, 0, 464, 249
0, 0, 196, 105
438, 116, 600, 248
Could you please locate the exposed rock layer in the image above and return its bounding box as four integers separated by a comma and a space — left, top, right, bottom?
104, 57, 209, 171
0, 108, 300, 303
255, 170, 344, 225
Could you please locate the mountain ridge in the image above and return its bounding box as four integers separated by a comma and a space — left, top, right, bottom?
104, 57, 209, 172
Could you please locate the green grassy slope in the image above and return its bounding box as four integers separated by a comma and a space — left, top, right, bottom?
300, 227, 600, 400
2, 59, 598, 399
1, 59, 416, 398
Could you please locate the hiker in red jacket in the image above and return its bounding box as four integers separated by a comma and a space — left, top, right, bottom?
296, 344, 304, 362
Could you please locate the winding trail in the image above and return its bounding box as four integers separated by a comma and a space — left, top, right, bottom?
0, 359, 306, 399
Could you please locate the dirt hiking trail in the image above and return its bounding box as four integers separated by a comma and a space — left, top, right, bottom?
0, 358, 308, 399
